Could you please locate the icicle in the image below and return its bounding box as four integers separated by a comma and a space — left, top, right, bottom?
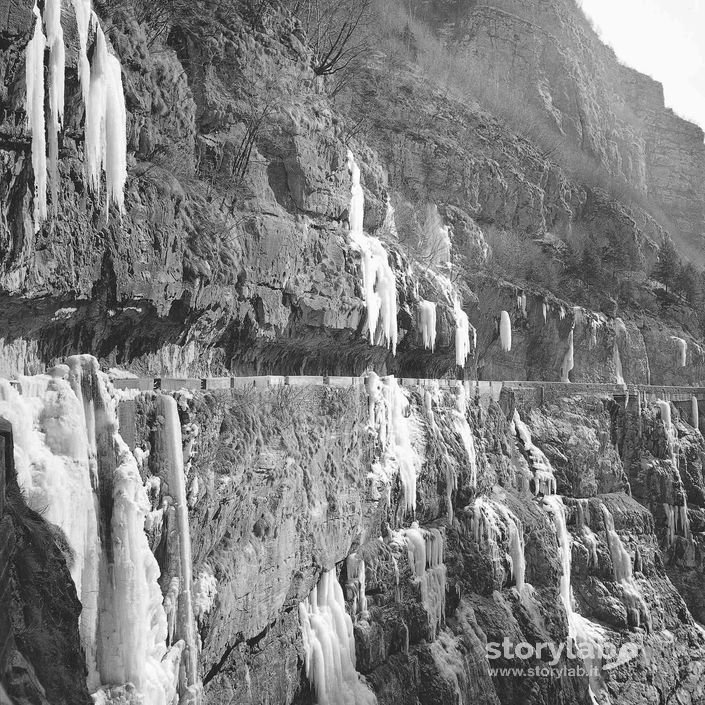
513, 410, 557, 495
542, 301, 547, 324
691, 396, 699, 431
560, 330, 574, 383
44, 0, 65, 211
417, 300, 437, 352
670, 336, 687, 367
25, 3, 48, 230
499, 311, 512, 352
453, 383, 477, 489
656, 400, 671, 433
299, 570, 377, 705
347, 152, 397, 353
71, 0, 92, 105
86, 23, 127, 214
613, 340, 625, 385
519, 292, 527, 317
155, 395, 200, 697
454, 300, 471, 368
589, 319, 598, 350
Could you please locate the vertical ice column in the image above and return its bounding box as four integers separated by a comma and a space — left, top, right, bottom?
383, 377, 420, 515
155, 394, 200, 700
25, 3, 47, 231
613, 340, 625, 385
454, 300, 471, 367
44, 0, 65, 211
452, 383, 477, 489
691, 396, 699, 431
347, 150, 398, 353
86, 23, 127, 214
98, 436, 179, 705
71, 0, 92, 105
417, 300, 437, 352
560, 330, 574, 383
499, 311, 512, 352
299, 570, 377, 705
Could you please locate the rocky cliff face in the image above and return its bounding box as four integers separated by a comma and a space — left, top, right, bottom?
0, 0, 704, 387
116, 381, 703, 705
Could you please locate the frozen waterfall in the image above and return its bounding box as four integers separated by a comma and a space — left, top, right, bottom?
347, 151, 398, 353
513, 410, 557, 495
418, 300, 437, 352
299, 569, 377, 705
454, 300, 472, 367
1, 358, 197, 704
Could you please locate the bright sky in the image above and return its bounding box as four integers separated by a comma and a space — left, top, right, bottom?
579, 0, 705, 130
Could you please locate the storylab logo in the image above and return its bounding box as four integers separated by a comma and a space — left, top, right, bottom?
486, 637, 640, 677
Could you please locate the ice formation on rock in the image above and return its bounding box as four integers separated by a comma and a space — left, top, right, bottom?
544, 496, 609, 703
576, 500, 598, 568
613, 341, 625, 385
454, 300, 471, 367
24, 0, 128, 228
402, 524, 446, 640
513, 410, 557, 495
193, 570, 219, 621
601, 504, 651, 629
663, 503, 691, 545
347, 151, 398, 353
345, 553, 368, 618
86, 23, 127, 213
0, 374, 101, 684
471, 497, 525, 592
452, 383, 477, 489
45, 0, 65, 209
560, 330, 574, 383
364, 374, 421, 515
518, 292, 527, 317
417, 300, 437, 352
692, 396, 699, 430
499, 311, 512, 352
299, 570, 377, 705
2, 359, 186, 704
656, 399, 671, 433
25, 3, 48, 230
670, 336, 687, 367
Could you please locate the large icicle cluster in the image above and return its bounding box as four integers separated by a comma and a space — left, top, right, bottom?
24, 0, 127, 230
2, 357, 194, 704
299, 570, 377, 705
513, 410, 557, 495
401, 524, 447, 640
347, 151, 398, 353
365, 373, 422, 515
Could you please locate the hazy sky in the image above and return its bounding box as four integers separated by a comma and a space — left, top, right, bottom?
579, 0, 705, 130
